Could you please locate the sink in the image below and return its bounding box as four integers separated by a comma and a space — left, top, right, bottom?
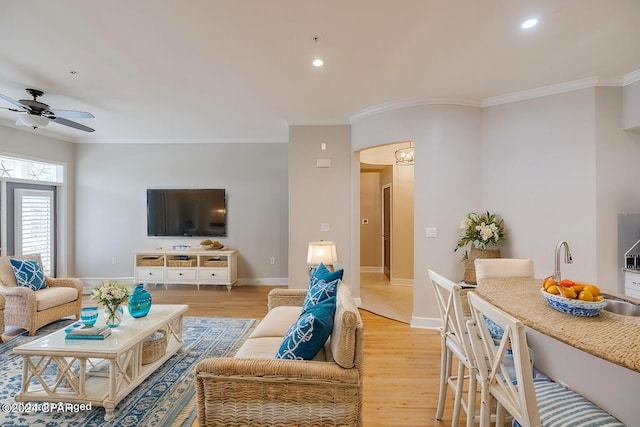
603, 299, 640, 317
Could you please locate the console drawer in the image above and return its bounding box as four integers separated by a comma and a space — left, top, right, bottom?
198, 268, 229, 282
136, 268, 164, 282
166, 268, 197, 281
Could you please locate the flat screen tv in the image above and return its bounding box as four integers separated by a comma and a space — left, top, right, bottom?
147, 188, 227, 237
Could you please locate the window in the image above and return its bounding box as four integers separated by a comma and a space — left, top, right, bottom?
0, 155, 63, 183
1, 154, 63, 276
14, 189, 55, 276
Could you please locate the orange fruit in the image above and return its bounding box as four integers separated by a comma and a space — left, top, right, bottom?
544, 279, 558, 290
558, 286, 577, 299
594, 295, 604, 302
546, 285, 560, 295
560, 279, 575, 287
583, 285, 600, 297
578, 290, 594, 301
541, 276, 552, 288
571, 284, 585, 293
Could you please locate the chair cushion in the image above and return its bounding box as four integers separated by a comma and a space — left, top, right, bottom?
0, 254, 43, 287
10, 258, 47, 291
35, 286, 78, 311
276, 296, 336, 360
301, 276, 339, 312
512, 379, 625, 427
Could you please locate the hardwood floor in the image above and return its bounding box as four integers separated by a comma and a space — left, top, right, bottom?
82, 284, 458, 426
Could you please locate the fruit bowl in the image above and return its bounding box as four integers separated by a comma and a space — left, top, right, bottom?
540, 288, 606, 317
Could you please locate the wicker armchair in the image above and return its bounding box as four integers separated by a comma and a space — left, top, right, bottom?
0, 255, 82, 336
195, 285, 364, 426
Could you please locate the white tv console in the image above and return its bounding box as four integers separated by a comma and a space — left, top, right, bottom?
134, 248, 238, 290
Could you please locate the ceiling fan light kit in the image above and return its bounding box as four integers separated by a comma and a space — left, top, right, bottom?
0, 88, 95, 132
16, 113, 49, 129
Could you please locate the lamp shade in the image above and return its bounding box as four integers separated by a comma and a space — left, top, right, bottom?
306, 241, 338, 266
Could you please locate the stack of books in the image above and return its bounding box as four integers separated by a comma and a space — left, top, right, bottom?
65, 324, 112, 340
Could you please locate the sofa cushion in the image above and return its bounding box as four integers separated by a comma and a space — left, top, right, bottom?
0, 254, 43, 287
35, 286, 78, 311
276, 296, 336, 360
249, 306, 302, 338
331, 284, 361, 369
10, 258, 47, 291
301, 276, 339, 312
235, 336, 327, 361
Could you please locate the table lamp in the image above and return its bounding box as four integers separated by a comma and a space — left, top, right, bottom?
306, 241, 338, 275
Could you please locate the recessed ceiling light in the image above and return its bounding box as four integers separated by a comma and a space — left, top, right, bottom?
312, 59, 324, 67
521, 18, 538, 29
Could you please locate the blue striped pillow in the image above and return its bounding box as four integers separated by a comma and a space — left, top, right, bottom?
512, 379, 624, 427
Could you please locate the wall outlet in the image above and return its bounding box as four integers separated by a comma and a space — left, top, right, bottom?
270, 257, 276, 265
111, 257, 117, 265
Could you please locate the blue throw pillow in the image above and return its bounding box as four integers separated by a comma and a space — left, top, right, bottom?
302, 276, 339, 312
312, 263, 343, 283
276, 296, 336, 360
10, 258, 47, 291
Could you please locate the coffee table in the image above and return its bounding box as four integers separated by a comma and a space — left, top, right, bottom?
13, 304, 188, 420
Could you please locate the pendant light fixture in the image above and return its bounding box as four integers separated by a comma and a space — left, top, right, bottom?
395, 141, 414, 166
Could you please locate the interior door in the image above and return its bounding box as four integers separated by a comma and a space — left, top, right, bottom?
383, 185, 391, 279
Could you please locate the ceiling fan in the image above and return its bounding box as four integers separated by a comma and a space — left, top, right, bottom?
0, 88, 95, 132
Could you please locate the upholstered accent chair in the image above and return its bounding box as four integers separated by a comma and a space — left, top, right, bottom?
0, 254, 82, 336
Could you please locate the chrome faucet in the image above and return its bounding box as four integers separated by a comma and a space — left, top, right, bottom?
554, 240, 573, 283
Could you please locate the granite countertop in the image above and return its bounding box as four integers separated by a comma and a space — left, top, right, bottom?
475, 277, 640, 373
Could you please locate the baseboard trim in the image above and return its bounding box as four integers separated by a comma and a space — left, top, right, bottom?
410, 315, 441, 329
360, 266, 383, 273
390, 278, 414, 286
78, 276, 288, 294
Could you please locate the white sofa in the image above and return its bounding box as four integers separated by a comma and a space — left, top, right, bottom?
195, 281, 364, 426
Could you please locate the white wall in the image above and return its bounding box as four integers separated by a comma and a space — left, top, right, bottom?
74, 142, 288, 282
623, 79, 640, 131
482, 89, 597, 283
352, 104, 483, 325
288, 125, 352, 291
0, 126, 76, 276
595, 87, 640, 291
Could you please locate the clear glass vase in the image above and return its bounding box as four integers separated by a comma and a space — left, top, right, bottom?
104, 305, 124, 328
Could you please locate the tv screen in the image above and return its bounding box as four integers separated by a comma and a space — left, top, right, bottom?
147, 189, 227, 237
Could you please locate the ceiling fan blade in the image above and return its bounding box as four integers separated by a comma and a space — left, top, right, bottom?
0, 93, 28, 111
46, 109, 95, 119
51, 117, 95, 132
0, 106, 26, 112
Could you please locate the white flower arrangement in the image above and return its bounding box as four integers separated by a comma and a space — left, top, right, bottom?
91, 280, 130, 309
455, 211, 506, 258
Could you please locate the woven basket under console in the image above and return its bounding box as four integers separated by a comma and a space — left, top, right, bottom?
142, 330, 167, 365
138, 256, 164, 267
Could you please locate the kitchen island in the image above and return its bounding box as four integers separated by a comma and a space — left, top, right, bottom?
476, 277, 640, 425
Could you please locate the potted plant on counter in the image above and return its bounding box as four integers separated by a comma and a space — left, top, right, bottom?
455, 211, 507, 284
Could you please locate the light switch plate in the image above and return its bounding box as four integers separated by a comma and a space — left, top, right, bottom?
426, 227, 438, 238
316, 158, 331, 168
321, 223, 330, 232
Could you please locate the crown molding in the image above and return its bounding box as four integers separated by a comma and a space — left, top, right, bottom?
481, 77, 606, 107
73, 137, 289, 144
349, 97, 480, 123
624, 69, 640, 86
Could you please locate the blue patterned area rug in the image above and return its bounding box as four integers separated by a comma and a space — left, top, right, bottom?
0, 316, 257, 427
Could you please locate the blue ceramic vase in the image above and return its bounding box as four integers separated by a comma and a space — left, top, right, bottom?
128, 283, 152, 318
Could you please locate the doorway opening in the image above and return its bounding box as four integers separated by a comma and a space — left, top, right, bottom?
359, 142, 414, 323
